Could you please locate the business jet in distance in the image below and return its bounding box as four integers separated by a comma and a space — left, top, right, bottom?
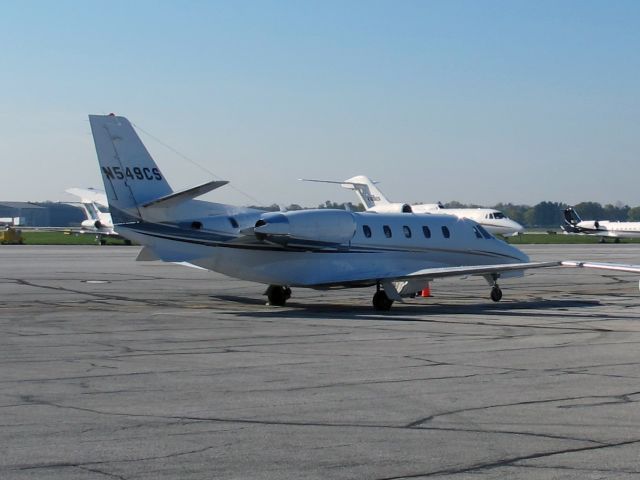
563, 207, 640, 242
65, 187, 122, 244
88, 114, 640, 311
302, 175, 524, 236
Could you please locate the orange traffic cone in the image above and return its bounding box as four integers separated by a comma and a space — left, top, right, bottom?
421, 284, 431, 297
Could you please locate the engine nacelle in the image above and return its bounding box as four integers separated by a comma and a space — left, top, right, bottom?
409, 203, 441, 214
81, 219, 102, 230
369, 203, 413, 213
580, 221, 600, 230
254, 210, 357, 246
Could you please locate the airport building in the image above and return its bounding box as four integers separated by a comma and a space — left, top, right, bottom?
0, 201, 83, 227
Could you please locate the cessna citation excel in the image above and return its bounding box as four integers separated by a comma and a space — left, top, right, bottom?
89, 114, 640, 311
302, 175, 524, 236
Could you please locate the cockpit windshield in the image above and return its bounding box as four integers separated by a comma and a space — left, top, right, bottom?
493, 212, 505, 219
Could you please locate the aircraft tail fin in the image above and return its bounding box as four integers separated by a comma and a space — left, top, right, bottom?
342, 175, 390, 210
89, 114, 173, 223
300, 175, 390, 210
563, 207, 581, 226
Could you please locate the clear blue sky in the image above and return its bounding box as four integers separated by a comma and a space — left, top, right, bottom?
1, 0, 639, 207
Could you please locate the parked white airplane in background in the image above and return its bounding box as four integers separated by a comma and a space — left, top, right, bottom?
88, 114, 640, 310
302, 175, 524, 236
65, 187, 121, 244
563, 207, 640, 242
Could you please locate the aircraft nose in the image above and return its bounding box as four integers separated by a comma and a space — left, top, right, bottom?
511, 220, 525, 233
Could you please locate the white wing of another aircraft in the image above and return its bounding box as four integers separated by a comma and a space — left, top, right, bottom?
87, 114, 640, 311
302, 175, 524, 236
65, 187, 108, 207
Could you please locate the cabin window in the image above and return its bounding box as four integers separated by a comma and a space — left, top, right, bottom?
403, 226, 412, 238
422, 226, 431, 238
363, 225, 372, 238
228, 217, 239, 228
191, 221, 203, 230
472, 226, 483, 238
383, 225, 392, 238
477, 225, 493, 239
441, 226, 450, 238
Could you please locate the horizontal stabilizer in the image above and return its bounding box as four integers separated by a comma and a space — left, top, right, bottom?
142, 180, 229, 209
300, 178, 371, 189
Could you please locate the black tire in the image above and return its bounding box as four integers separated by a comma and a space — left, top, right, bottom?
266, 285, 287, 306
490, 286, 502, 302
373, 290, 394, 311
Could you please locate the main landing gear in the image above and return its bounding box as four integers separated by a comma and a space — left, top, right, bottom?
266, 285, 292, 306
372, 283, 394, 311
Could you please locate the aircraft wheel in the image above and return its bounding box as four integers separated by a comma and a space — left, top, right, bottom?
490, 285, 502, 302
266, 285, 288, 306
373, 290, 394, 311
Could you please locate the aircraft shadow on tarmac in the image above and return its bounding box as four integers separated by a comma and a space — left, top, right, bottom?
209, 295, 604, 321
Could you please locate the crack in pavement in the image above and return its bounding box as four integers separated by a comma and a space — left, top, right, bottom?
76, 465, 129, 480
405, 390, 640, 428
7, 398, 611, 446
372, 437, 640, 479
13, 444, 218, 474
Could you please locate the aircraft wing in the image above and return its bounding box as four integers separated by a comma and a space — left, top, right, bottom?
66, 187, 108, 207
314, 260, 640, 292
386, 261, 561, 282
379, 260, 640, 284
561, 261, 640, 273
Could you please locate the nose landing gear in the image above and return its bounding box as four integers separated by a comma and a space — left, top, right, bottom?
266, 285, 292, 306
490, 285, 503, 302
485, 273, 503, 302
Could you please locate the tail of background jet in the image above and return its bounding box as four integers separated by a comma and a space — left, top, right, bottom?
561, 207, 583, 233
563, 207, 582, 226
341, 175, 390, 209
301, 175, 405, 211
89, 114, 173, 223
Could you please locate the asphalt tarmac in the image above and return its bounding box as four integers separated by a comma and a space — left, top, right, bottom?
2, 244, 640, 479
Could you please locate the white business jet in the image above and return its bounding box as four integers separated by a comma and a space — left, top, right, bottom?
65, 187, 121, 244
88, 114, 640, 310
303, 175, 524, 236
563, 207, 640, 242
